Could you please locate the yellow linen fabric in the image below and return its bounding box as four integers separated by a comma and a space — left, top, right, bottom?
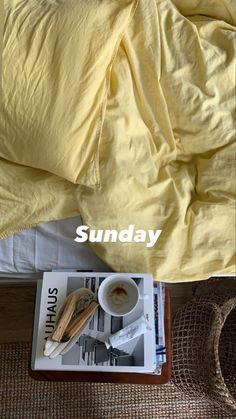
0, 0, 235, 282
0, 0, 136, 185
0, 0, 3, 103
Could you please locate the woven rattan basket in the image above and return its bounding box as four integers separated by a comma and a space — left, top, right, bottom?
172, 279, 236, 415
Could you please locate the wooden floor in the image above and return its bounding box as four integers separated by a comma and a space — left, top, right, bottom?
0, 284, 36, 342
0, 281, 198, 343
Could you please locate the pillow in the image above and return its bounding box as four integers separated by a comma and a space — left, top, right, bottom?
0, 0, 137, 185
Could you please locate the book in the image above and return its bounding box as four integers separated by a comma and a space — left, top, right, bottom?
153, 282, 166, 374
31, 272, 165, 374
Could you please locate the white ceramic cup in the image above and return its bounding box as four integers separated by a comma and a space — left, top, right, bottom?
98, 274, 147, 317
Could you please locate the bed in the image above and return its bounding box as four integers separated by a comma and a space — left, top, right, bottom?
0, 0, 235, 282
0, 217, 110, 281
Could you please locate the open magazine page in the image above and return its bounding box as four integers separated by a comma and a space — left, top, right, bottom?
32, 272, 156, 373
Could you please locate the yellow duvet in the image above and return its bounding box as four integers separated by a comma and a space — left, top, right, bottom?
0, 0, 235, 281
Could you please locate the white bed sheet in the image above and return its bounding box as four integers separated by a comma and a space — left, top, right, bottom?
0, 216, 109, 274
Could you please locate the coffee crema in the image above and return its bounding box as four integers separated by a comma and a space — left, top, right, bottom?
110, 286, 129, 306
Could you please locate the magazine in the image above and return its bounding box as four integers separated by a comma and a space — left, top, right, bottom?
153, 282, 166, 374
31, 272, 160, 373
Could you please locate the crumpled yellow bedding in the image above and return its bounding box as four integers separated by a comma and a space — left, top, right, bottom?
0, 0, 3, 103
0, 0, 235, 282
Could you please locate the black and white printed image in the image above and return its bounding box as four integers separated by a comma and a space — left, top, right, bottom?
61, 276, 145, 367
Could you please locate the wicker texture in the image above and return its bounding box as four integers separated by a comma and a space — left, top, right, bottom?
172, 278, 236, 416
0, 342, 233, 419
